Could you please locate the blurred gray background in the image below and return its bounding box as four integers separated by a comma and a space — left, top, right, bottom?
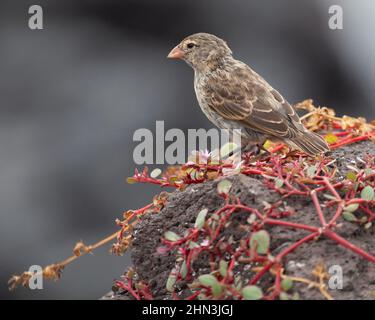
1, 0, 374, 299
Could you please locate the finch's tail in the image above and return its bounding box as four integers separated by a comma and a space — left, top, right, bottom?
287, 131, 330, 156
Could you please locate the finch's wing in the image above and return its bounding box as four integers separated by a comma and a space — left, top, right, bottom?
241, 86, 304, 138
203, 76, 253, 121
204, 67, 303, 138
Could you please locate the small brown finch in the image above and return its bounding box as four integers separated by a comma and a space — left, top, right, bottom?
167, 33, 329, 156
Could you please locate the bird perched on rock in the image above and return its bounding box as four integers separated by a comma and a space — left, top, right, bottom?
167, 33, 329, 156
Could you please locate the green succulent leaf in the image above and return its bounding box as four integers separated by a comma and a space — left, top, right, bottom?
306, 165, 317, 178
180, 260, 188, 279
275, 178, 284, 188
194, 209, 208, 230
364, 222, 372, 229
359, 216, 368, 224
198, 274, 218, 287
166, 271, 177, 292
324, 194, 337, 201
361, 186, 374, 201
219, 260, 228, 277
211, 282, 223, 298
242, 285, 263, 300
344, 203, 359, 213
346, 171, 357, 182
150, 168, 162, 178
217, 179, 232, 195
281, 278, 293, 291
198, 274, 222, 297
250, 230, 270, 255
188, 241, 200, 249
343, 211, 357, 222
279, 292, 290, 300
220, 142, 238, 158
164, 231, 181, 242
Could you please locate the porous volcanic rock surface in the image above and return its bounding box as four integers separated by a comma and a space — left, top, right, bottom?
104, 141, 375, 300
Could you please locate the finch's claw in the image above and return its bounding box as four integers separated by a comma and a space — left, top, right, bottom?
241, 143, 270, 163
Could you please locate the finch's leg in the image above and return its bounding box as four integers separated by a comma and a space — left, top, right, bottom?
241, 138, 270, 162
241, 143, 260, 155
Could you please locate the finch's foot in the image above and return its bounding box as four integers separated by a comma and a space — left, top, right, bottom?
241, 143, 270, 163
241, 144, 260, 155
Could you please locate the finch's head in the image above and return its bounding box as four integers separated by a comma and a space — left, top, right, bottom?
167, 33, 233, 72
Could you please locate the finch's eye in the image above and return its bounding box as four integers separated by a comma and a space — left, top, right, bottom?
186, 42, 196, 49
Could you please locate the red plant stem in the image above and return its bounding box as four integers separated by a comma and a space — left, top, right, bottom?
184, 163, 233, 170
331, 135, 370, 149
249, 262, 273, 285
311, 190, 327, 226
269, 144, 285, 154
284, 178, 308, 196
212, 208, 236, 239
333, 131, 351, 137
135, 176, 177, 188
226, 286, 243, 299
275, 232, 320, 262
127, 202, 154, 220
264, 219, 318, 233
185, 291, 201, 300
332, 121, 342, 129
250, 233, 319, 285
265, 267, 282, 300
227, 204, 264, 220
327, 205, 344, 227
223, 251, 242, 285
324, 230, 375, 263
314, 182, 344, 193
141, 286, 154, 300
323, 177, 342, 200
346, 198, 375, 206
115, 280, 140, 300
364, 172, 375, 181
241, 168, 268, 176
346, 198, 365, 205
359, 205, 375, 221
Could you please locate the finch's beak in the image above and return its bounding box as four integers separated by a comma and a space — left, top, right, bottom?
167, 46, 185, 59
